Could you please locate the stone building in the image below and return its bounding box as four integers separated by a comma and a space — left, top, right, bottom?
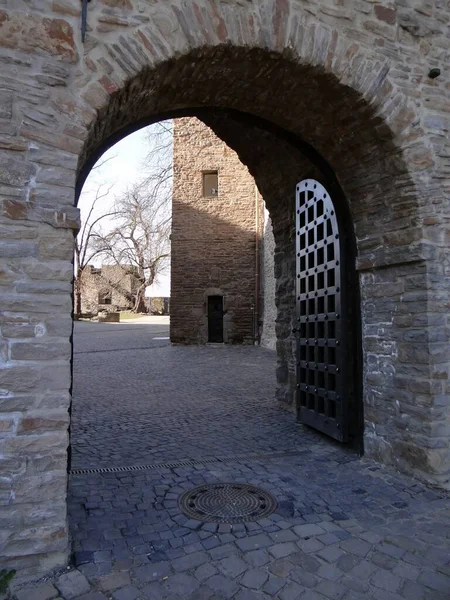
78, 264, 140, 314
0, 0, 449, 576
171, 117, 274, 345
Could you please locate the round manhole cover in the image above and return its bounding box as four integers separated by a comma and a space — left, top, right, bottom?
178, 483, 278, 524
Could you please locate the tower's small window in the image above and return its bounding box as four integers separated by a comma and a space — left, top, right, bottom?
98, 290, 112, 305
203, 171, 218, 197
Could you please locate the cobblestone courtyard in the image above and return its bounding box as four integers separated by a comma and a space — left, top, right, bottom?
14, 320, 450, 599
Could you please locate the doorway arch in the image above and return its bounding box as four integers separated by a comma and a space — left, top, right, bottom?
74, 39, 422, 467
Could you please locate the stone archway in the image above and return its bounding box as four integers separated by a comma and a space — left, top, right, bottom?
0, 0, 448, 576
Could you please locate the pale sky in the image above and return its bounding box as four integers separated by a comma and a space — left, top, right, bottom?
78, 124, 172, 297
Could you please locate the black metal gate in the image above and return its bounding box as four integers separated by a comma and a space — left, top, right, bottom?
208, 295, 224, 343
295, 179, 347, 442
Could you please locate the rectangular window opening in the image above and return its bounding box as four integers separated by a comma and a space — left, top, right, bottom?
328, 295, 335, 312
318, 321, 325, 338
318, 371, 325, 388
300, 211, 306, 228
318, 347, 325, 364
317, 223, 324, 242
327, 269, 335, 287
329, 347, 336, 365
98, 292, 112, 305
329, 400, 336, 419
318, 296, 325, 314
328, 321, 336, 339
203, 171, 219, 197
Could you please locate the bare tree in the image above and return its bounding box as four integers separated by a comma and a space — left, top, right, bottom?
74, 184, 116, 316
143, 120, 173, 197
76, 121, 172, 314
91, 182, 171, 313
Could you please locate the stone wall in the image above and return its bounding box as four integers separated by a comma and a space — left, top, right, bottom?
0, 0, 448, 577
79, 265, 138, 314
171, 117, 262, 345
172, 117, 276, 346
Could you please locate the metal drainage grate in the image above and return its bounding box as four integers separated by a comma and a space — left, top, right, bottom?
69, 449, 308, 476
178, 483, 278, 524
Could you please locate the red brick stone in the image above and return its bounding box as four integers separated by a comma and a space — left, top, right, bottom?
98, 0, 133, 8
3, 200, 29, 220
0, 12, 77, 62
374, 5, 397, 25
99, 75, 119, 95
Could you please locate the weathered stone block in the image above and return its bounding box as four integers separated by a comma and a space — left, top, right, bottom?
16, 582, 59, 600
0, 90, 13, 120
56, 570, 90, 599
3, 431, 68, 456
28, 146, 77, 169
19, 258, 73, 282
0, 416, 16, 433
0, 155, 36, 187
17, 410, 69, 434
10, 341, 71, 361
38, 233, 74, 261
13, 471, 68, 504
0, 241, 37, 258
35, 166, 76, 188
1, 293, 72, 314
15, 281, 73, 295
3, 524, 68, 557
0, 501, 66, 528
0, 11, 77, 62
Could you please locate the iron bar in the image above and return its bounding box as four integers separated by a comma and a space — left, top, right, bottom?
81, 0, 90, 43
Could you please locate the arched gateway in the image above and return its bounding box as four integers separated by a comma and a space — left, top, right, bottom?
0, 0, 448, 575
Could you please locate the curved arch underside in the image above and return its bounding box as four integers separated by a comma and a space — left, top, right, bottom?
79, 45, 407, 232
75, 43, 433, 474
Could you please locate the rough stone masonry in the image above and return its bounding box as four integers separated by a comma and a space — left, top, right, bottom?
0, 0, 449, 577
171, 117, 270, 346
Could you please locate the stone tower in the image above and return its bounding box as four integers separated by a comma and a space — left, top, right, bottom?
171, 117, 268, 345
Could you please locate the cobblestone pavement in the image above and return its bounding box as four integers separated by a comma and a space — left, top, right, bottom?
71, 320, 301, 470
12, 322, 450, 599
